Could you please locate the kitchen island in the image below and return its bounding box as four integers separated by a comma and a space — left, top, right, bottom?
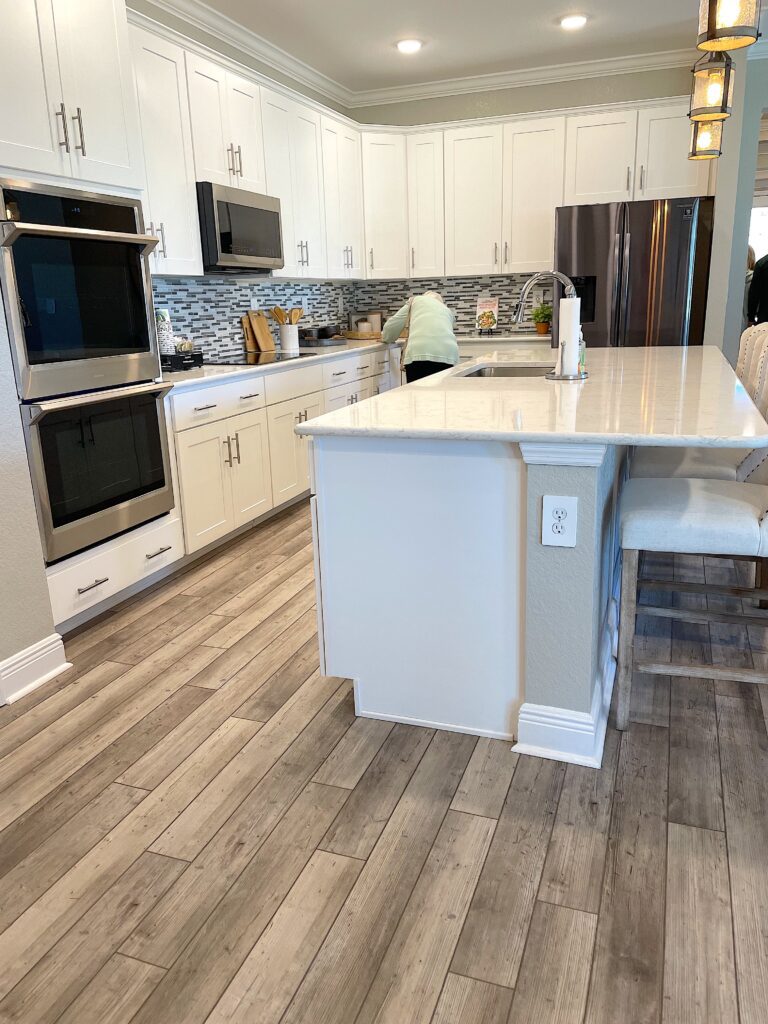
298, 346, 768, 767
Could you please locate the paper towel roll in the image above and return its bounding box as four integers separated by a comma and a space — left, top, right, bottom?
559, 297, 581, 377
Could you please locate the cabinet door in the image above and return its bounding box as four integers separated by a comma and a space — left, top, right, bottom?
292, 105, 326, 277
51, 0, 140, 188
444, 124, 503, 276
324, 381, 356, 412
297, 393, 323, 490
226, 71, 266, 193
564, 110, 638, 205
0, 0, 69, 177
635, 104, 711, 200
186, 52, 233, 188
262, 88, 300, 277
407, 132, 445, 278
502, 117, 565, 273
362, 133, 408, 279
228, 408, 273, 527
132, 29, 202, 277
176, 421, 234, 554
322, 117, 363, 279
266, 396, 306, 504
340, 126, 365, 278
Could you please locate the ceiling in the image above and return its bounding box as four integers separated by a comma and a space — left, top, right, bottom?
196, 0, 699, 94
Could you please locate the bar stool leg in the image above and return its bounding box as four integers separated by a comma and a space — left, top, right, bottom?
616, 549, 640, 731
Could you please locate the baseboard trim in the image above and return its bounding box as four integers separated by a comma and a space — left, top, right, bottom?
0, 633, 70, 705
354, 696, 516, 741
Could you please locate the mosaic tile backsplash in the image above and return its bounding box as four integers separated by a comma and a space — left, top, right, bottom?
151, 273, 553, 360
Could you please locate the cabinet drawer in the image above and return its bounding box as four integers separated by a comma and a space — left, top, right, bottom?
119, 516, 185, 584
322, 356, 358, 389
172, 376, 265, 431
353, 351, 376, 379
264, 364, 324, 406
371, 350, 390, 376
48, 548, 122, 625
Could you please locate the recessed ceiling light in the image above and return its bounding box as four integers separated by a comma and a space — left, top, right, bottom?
396, 39, 423, 54
560, 14, 588, 30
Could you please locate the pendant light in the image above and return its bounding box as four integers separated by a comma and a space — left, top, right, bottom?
688, 119, 724, 159
690, 51, 734, 120
697, 0, 761, 51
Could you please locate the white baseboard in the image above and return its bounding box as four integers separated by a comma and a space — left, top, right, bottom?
354, 693, 516, 741
0, 633, 71, 705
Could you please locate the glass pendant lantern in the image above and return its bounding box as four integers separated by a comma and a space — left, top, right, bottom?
698, 0, 761, 51
690, 52, 734, 120
689, 119, 724, 159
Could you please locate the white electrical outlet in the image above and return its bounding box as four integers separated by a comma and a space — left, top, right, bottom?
541, 495, 578, 547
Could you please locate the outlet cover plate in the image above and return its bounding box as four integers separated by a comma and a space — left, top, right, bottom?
542, 495, 578, 547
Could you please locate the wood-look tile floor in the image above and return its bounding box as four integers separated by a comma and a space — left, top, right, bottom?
1, 506, 766, 1024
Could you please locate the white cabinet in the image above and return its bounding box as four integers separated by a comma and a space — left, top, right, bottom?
267, 393, 323, 504
444, 124, 503, 276
186, 53, 266, 193
322, 117, 365, 279
635, 103, 711, 200
0, 0, 140, 187
564, 109, 638, 205
176, 407, 273, 554
262, 88, 326, 278
361, 133, 408, 279
407, 132, 445, 278
131, 28, 202, 277
502, 117, 565, 273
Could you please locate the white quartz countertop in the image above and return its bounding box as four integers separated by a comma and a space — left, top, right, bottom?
296, 345, 768, 448
161, 339, 398, 391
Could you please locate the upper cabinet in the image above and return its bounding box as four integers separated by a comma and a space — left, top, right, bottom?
321, 116, 364, 279
0, 0, 140, 187
261, 87, 326, 278
564, 109, 638, 205
502, 117, 565, 273
131, 28, 202, 276
635, 102, 711, 200
186, 52, 266, 193
444, 125, 503, 276
407, 132, 445, 279
361, 133, 408, 280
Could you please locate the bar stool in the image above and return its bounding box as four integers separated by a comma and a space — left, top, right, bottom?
631, 324, 768, 482
616, 475, 768, 730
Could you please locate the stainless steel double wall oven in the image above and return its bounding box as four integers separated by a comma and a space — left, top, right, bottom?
0, 182, 174, 563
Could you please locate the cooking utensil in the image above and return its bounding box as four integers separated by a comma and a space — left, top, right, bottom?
289, 307, 303, 325
270, 306, 288, 325
249, 311, 275, 352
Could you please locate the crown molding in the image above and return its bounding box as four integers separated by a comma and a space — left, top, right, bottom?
131, 0, 695, 110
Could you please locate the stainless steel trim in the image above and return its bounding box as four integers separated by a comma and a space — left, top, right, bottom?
77, 577, 108, 595
239, 392, 260, 400
223, 436, 233, 467
0, 221, 159, 254
193, 403, 217, 412
232, 431, 241, 464
73, 107, 86, 157
55, 103, 70, 153
158, 221, 167, 258
227, 143, 235, 175
146, 545, 172, 560
25, 382, 173, 425
235, 145, 243, 177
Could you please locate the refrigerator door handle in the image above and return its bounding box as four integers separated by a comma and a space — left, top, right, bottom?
611, 231, 622, 346
618, 233, 632, 346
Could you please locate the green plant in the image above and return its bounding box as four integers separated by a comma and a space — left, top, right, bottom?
531, 302, 553, 325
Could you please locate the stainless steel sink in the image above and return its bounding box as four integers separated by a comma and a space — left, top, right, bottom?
461, 364, 555, 378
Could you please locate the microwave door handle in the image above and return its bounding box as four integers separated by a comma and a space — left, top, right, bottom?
0, 222, 159, 255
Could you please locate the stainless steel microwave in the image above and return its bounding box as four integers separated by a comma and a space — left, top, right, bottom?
197, 182, 284, 272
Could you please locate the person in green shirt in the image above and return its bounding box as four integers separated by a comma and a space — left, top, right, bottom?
382, 291, 459, 382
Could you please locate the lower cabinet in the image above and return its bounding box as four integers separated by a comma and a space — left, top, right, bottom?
266, 392, 323, 506
176, 407, 273, 554
324, 380, 372, 412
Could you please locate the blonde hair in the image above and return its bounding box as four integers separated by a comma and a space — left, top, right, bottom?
749, 245, 757, 271
422, 290, 445, 304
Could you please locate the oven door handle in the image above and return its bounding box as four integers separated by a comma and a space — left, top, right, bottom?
24, 382, 173, 425
0, 221, 159, 255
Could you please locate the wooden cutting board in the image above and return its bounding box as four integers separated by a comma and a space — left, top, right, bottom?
248, 311, 275, 352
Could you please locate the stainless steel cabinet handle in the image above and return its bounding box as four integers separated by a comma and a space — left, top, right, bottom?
227, 143, 235, 175
504, 241, 509, 265
158, 222, 167, 258
639, 165, 645, 191
223, 436, 233, 467
235, 145, 243, 176
349, 245, 354, 268
369, 248, 374, 270
332, 370, 346, 377
77, 576, 108, 595
194, 403, 217, 411
494, 242, 499, 265
374, 386, 380, 395
626, 166, 631, 192
239, 392, 260, 400
146, 545, 172, 560
304, 241, 310, 266
73, 107, 86, 156
411, 247, 415, 270
55, 102, 70, 152
232, 431, 241, 464
297, 241, 305, 265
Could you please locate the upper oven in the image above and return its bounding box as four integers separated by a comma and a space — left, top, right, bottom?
197, 181, 284, 272
0, 182, 160, 400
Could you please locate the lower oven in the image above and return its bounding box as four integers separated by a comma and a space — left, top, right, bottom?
22, 382, 175, 564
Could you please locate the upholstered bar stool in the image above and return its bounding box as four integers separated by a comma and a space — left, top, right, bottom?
616, 476, 768, 730
631, 324, 768, 482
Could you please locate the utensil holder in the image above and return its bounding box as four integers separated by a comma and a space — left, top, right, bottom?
279, 324, 299, 353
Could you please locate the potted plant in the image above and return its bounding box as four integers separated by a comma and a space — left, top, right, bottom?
531, 301, 553, 336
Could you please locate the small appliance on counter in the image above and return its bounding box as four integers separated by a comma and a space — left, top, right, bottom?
299, 325, 343, 346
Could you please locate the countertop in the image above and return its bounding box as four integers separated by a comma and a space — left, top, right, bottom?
296, 345, 768, 448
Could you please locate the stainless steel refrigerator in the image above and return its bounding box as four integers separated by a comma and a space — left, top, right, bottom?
553, 197, 714, 347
